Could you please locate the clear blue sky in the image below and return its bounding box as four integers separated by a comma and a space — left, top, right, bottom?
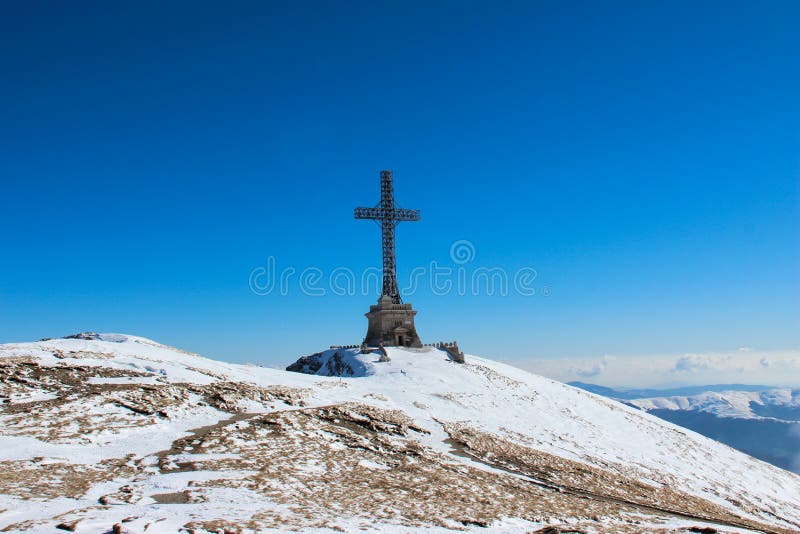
1, 1, 798, 366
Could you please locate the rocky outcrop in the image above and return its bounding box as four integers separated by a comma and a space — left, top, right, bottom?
285, 351, 325, 374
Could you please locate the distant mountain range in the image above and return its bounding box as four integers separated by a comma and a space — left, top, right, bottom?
570, 382, 800, 474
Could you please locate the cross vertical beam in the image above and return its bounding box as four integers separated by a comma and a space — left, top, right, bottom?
380, 171, 398, 301
355, 170, 420, 304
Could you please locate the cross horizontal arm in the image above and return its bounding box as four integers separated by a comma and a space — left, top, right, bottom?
354, 207, 421, 221
354, 207, 383, 220
391, 208, 421, 221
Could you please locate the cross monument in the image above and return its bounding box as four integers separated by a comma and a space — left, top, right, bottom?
355, 170, 423, 347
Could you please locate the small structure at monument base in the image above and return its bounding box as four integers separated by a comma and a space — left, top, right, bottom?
430, 341, 465, 363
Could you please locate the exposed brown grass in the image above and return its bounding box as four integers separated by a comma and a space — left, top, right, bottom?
0, 355, 787, 533
443, 422, 792, 534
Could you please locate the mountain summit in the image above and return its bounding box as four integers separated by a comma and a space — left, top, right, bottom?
1, 334, 799, 533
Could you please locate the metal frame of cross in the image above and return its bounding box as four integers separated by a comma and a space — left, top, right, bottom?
354, 170, 421, 304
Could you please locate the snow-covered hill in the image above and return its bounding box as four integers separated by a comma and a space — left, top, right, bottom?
2, 334, 799, 533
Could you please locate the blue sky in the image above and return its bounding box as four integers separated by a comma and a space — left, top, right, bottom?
1, 1, 798, 374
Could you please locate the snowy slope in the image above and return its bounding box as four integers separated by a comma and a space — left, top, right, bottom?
1, 334, 800, 533
571, 382, 800, 473
613, 387, 800, 474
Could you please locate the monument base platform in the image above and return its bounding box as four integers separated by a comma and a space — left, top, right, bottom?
363, 295, 422, 348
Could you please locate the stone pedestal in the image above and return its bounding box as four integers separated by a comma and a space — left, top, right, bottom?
363, 295, 422, 348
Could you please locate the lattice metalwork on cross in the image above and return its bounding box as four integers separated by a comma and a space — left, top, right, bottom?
354, 170, 420, 304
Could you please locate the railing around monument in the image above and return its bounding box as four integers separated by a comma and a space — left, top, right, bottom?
422, 341, 459, 348
330, 341, 459, 350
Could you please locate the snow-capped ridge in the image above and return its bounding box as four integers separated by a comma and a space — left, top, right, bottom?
2, 332, 260, 386
630, 388, 800, 420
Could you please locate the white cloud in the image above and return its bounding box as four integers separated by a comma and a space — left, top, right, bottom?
671, 354, 744, 374
513, 349, 800, 388
569, 355, 610, 378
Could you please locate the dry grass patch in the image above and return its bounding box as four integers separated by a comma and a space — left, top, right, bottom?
158, 403, 675, 532
0, 458, 134, 500
443, 422, 790, 534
